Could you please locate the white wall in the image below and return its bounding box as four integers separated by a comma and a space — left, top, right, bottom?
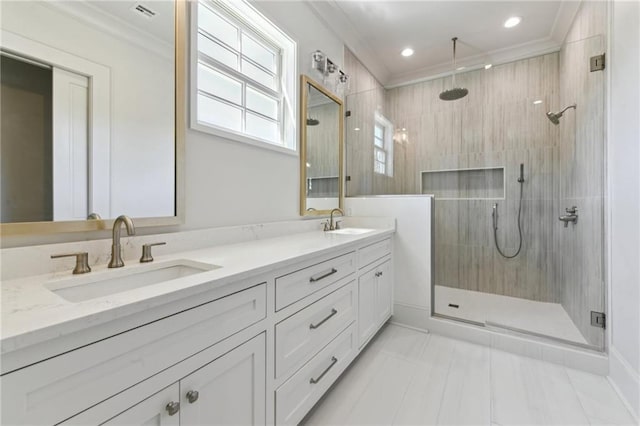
345, 196, 433, 329
608, 0, 640, 418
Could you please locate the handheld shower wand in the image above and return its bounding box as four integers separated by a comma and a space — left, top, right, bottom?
492, 163, 525, 259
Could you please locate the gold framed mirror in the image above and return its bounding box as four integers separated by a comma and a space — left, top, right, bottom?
0, 1, 186, 236
299, 75, 344, 216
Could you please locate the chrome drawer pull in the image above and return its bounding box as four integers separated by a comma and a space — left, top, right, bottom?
309, 356, 338, 384
309, 308, 338, 329
309, 268, 338, 283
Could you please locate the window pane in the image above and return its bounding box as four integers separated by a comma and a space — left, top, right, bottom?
374, 162, 385, 174
242, 33, 276, 72
198, 3, 239, 49
374, 136, 384, 148
374, 125, 383, 139
198, 33, 238, 70
247, 87, 278, 120
375, 149, 386, 162
246, 112, 279, 143
198, 63, 242, 105
242, 59, 276, 90
197, 94, 242, 131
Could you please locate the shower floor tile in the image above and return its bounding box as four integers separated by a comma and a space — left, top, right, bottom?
434, 285, 588, 344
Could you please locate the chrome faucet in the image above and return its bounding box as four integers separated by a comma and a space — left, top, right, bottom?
329, 208, 344, 231
108, 215, 136, 268
559, 206, 578, 228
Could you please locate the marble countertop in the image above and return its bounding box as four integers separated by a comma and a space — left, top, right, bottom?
1, 225, 394, 355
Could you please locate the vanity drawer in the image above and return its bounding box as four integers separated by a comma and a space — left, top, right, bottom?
276, 323, 356, 425
275, 252, 355, 310
0, 282, 267, 426
275, 281, 355, 379
358, 238, 392, 270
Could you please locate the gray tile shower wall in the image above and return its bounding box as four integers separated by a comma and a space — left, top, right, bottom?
382, 52, 563, 304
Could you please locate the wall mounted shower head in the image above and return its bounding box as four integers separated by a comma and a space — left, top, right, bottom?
546, 104, 576, 125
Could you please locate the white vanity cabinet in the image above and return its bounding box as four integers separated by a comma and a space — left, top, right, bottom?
1, 230, 395, 426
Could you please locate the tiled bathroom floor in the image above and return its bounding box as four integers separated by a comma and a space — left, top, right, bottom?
434, 285, 588, 344
303, 324, 636, 425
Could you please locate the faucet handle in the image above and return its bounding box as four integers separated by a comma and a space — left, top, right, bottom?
335, 220, 342, 230
140, 242, 166, 263
566, 206, 578, 214
51, 252, 91, 274
321, 220, 330, 232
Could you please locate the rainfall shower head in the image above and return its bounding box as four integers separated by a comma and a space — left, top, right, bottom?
306, 117, 320, 126
546, 104, 576, 125
439, 37, 468, 101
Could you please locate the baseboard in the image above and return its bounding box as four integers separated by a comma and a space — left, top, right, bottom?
391, 302, 609, 375
608, 346, 640, 420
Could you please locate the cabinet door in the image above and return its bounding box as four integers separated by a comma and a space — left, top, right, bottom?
358, 267, 377, 347
180, 334, 266, 426
101, 383, 180, 426
375, 260, 392, 325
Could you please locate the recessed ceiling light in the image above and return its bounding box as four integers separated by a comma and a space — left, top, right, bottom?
306, 162, 311, 168
484, 64, 492, 70
533, 100, 543, 105
401, 128, 406, 131
401, 48, 414, 57
504, 16, 522, 28
354, 127, 360, 131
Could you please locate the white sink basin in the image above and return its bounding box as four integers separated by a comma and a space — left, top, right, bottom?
46, 260, 220, 303
327, 228, 375, 235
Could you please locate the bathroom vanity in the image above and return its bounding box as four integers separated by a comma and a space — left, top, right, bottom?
0, 222, 394, 425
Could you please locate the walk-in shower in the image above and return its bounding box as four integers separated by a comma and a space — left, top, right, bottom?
345, 32, 606, 350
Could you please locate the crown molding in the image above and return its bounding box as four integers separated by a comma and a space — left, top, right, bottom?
311, 0, 582, 88
43, 1, 172, 61
385, 37, 562, 89
306, 0, 391, 85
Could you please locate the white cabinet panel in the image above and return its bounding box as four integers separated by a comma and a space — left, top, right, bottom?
275, 252, 355, 310
101, 383, 180, 426
358, 258, 392, 348
275, 281, 355, 379
275, 324, 356, 425
358, 267, 377, 347
358, 238, 391, 270
180, 334, 266, 426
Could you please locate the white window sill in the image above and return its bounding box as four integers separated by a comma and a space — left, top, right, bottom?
191, 121, 298, 157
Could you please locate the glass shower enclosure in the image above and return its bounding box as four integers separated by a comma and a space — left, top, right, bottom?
345, 34, 606, 350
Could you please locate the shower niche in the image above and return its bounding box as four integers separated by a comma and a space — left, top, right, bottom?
421, 167, 504, 199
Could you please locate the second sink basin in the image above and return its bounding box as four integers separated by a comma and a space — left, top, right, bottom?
46, 259, 220, 303
327, 228, 375, 235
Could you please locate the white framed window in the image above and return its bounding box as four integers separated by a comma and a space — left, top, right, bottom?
374, 112, 394, 177
191, 0, 297, 154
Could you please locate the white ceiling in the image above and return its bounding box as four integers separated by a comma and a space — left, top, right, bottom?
309, 0, 581, 87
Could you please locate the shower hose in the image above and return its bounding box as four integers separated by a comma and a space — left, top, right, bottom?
492, 181, 524, 259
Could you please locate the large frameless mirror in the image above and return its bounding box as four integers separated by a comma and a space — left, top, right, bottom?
299, 75, 343, 216
0, 1, 185, 235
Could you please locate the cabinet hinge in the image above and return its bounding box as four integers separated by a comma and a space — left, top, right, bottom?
590, 54, 605, 72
